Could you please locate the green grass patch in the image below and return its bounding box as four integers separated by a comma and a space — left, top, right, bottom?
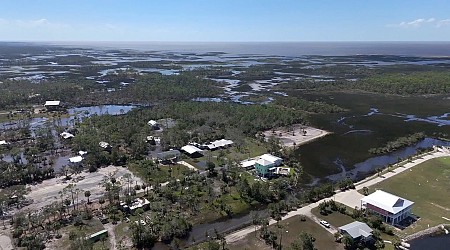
55, 218, 107, 249
368, 156, 450, 237
311, 207, 354, 227
128, 162, 191, 184
227, 216, 343, 250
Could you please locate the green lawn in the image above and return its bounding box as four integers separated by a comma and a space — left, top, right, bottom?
128, 162, 191, 183
227, 216, 343, 250
368, 156, 450, 237
311, 207, 354, 227
54, 218, 108, 249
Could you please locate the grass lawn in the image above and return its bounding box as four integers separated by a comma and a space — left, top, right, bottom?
227, 216, 343, 250
368, 156, 450, 237
128, 162, 191, 183
53, 218, 108, 249
311, 207, 354, 227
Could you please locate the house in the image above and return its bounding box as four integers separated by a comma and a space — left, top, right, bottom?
240, 159, 257, 170
204, 139, 234, 150
148, 120, 160, 129
69, 156, 83, 165
181, 145, 203, 157
361, 190, 414, 225
339, 221, 373, 242
271, 167, 291, 176
254, 154, 283, 177
99, 141, 111, 150
0, 140, 8, 146
44, 101, 62, 111
146, 136, 161, 144
78, 151, 88, 156
60, 132, 74, 139
157, 150, 181, 162
120, 198, 150, 214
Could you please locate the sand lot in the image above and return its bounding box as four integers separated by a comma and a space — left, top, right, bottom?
24, 165, 144, 211
263, 125, 330, 147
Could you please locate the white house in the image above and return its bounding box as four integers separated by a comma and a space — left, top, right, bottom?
148, 120, 160, 129
339, 221, 373, 242
99, 141, 111, 150
361, 190, 414, 225
205, 139, 234, 150
250, 154, 283, 176
44, 100, 61, 106
44, 101, 62, 111
60, 132, 75, 139
0, 140, 8, 146
69, 156, 83, 165
181, 145, 203, 157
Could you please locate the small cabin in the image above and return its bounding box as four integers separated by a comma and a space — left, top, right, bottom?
44, 101, 62, 111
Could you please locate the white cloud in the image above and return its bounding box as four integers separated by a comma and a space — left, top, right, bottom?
437, 19, 450, 27
389, 18, 450, 28
0, 18, 69, 29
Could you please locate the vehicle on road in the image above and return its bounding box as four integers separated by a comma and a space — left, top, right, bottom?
320, 220, 330, 228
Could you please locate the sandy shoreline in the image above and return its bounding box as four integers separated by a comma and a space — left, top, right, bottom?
262, 124, 331, 147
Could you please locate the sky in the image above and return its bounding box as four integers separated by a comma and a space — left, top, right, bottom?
1, 0, 450, 42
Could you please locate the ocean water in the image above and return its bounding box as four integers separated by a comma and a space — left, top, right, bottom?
46, 41, 450, 57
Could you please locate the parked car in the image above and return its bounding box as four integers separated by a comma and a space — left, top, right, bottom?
320, 220, 330, 228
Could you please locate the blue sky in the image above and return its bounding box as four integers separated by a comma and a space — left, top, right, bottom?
1, 0, 450, 41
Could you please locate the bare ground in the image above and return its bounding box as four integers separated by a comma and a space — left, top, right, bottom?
24, 165, 145, 211
263, 125, 330, 147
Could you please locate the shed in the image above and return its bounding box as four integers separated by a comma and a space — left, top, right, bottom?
87, 229, 108, 242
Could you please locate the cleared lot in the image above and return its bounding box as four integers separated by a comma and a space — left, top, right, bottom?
24, 165, 144, 210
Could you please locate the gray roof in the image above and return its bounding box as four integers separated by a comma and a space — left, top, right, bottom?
157, 150, 181, 159
339, 221, 373, 239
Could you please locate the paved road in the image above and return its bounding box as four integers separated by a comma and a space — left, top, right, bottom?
226, 150, 450, 243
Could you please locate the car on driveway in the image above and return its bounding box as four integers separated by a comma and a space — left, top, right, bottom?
320, 220, 330, 228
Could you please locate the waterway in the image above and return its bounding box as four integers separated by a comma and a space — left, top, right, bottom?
410, 234, 450, 250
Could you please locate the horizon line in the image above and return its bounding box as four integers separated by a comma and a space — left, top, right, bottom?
2, 40, 450, 43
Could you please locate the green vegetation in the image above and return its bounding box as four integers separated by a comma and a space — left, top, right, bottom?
227, 216, 343, 250
273, 96, 346, 113
278, 70, 450, 96
357, 71, 450, 95
368, 156, 450, 236
313, 200, 397, 249
368, 132, 426, 155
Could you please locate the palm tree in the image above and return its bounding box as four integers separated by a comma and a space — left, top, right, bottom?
362, 186, 369, 196
84, 190, 91, 204
99, 198, 105, 210
333, 232, 341, 242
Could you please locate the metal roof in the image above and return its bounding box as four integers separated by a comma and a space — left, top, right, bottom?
339, 221, 373, 239
361, 190, 414, 214
259, 154, 282, 164
44, 101, 61, 106
69, 156, 83, 163
181, 145, 203, 155
157, 150, 181, 159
